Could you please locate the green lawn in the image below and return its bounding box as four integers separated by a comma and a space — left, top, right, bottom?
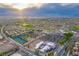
72, 25, 79, 31
22, 23, 34, 30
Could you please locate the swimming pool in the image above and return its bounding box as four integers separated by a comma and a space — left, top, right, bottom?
12, 37, 27, 44
11, 33, 31, 44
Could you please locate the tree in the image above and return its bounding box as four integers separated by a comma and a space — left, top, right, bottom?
59, 32, 73, 45
48, 51, 54, 56
34, 49, 40, 56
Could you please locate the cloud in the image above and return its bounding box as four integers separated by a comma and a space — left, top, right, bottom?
24, 3, 79, 17
60, 3, 71, 6
0, 3, 79, 17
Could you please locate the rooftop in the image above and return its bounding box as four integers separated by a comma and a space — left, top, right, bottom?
0, 39, 17, 54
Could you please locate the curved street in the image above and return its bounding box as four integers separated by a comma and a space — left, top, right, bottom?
0, 25, 36, 56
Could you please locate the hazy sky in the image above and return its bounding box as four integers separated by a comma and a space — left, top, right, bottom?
0, 3, 79, 17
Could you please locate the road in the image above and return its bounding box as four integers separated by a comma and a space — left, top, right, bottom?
1, 25, 36, 56
57, 35, 76, 56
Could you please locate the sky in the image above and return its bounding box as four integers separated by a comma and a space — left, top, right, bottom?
0, 3, 79, 17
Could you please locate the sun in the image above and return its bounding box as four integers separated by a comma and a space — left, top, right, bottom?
5, 3, 43, 11
11, 3, 31, 10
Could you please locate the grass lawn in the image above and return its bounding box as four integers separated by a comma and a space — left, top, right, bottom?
72, 25, 79, 31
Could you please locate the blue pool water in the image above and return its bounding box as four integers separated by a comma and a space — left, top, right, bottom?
11, 33, 31, 44
13, 37, 27, 44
